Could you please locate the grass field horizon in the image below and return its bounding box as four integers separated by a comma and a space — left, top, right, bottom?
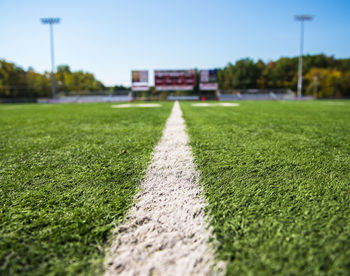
0, 102, 172, 275
1, 100, 350, 275
182, 100, 350, 275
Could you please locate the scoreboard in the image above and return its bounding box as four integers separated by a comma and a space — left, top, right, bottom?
131, 70, 149, 91
199, 69, 218, 90
155, 70, 195, 91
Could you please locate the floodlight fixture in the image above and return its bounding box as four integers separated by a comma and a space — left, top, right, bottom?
294, 15, 313, 21
41, 17, 60, 99
294, 15, 313, 98
41, 18, 60, 24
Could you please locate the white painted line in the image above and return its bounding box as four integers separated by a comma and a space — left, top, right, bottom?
111, 104, 161, 108
105, 101, 224, 276
192, 103, 240, 107
321, 102, 346, 106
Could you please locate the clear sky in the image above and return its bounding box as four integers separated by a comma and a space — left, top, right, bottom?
1, 0, 349, 86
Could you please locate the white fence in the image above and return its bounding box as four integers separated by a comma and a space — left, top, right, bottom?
38, 95, 132, 103
218, 89, 296, 101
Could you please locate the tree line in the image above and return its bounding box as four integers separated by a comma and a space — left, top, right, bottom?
0, 61, 105, 98
1, 54, 350, 98
217, 54, 350, 98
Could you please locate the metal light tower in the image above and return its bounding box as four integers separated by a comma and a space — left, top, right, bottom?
294, 15, 313, 99
41, 17, 60, 99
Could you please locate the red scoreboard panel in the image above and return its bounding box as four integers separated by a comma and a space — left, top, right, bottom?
155, 70, 195, 91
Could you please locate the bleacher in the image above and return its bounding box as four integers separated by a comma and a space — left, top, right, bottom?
51, 95, 132, 103
218, 89, 295, 101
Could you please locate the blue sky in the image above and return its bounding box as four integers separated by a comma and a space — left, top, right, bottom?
1, 0, 349, 86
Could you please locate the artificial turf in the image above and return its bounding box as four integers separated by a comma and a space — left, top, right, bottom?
0, 102, 172, 275
181, 100, 350, 275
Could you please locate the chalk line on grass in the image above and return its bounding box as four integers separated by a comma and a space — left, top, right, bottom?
111, 104, 161, 108
192, 103, 240, 107
105, 101, 224, 276
321, 102, 346, 106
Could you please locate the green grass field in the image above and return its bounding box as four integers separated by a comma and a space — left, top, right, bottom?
1, 101, 350, 275
181, 100, 350, 275
0, 103, 172, 275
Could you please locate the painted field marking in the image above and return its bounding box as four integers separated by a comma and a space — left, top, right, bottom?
111, 104, 161, 108
192, 103, 240, 107
105, 101, 224, 276
321, 102, 346, 106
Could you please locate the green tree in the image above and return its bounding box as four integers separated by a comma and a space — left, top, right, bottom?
305, 68, 346, 98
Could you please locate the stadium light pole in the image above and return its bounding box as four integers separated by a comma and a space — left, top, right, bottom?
294, 15, 313, 99
41, 17, 60, 99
